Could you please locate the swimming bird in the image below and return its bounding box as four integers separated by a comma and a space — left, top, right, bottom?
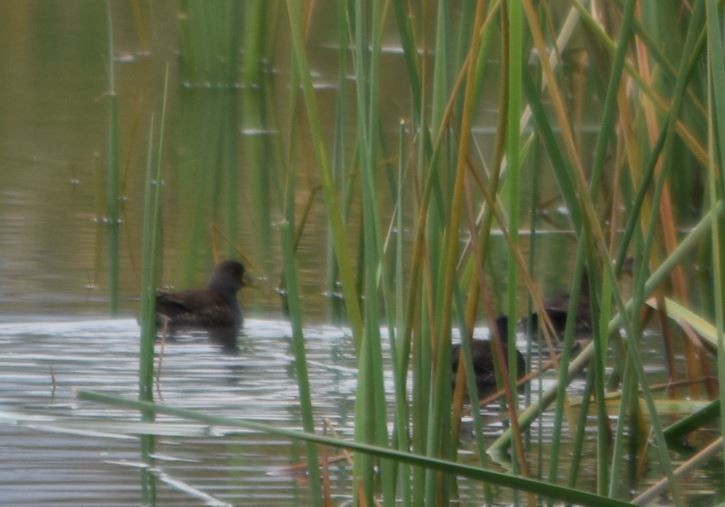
451, 316, 526, 400
521, 274, 591, 338
156, 260, 248, 341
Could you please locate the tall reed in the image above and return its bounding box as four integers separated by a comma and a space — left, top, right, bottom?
705, 0, 725, 478
105, 0, 120, 316
136, 66, 169, 506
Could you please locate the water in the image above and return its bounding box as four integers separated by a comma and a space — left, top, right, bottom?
0, 318, 537, 505
0, 318, 358, 506
1, 317, 720, 505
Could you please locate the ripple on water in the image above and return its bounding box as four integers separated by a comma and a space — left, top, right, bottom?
0, 317, 370, 505
0, 317, 706, 505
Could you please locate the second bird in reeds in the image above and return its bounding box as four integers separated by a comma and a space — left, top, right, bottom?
451, 316, 526, 400
522, 274, 591, 338
156, 260, 248, 348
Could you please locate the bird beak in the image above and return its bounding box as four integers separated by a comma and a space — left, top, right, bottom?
242, 271, 254, 288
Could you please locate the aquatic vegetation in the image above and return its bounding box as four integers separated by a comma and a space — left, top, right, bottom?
83, 0, 725, 505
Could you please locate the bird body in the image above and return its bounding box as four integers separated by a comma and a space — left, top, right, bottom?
156, 288, 242, 329
451, 316, 526, 400
522, 275, 591, 337
155, 260, 246, 338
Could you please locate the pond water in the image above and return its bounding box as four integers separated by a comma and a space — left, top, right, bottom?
0, 318, 521, 506
0, 318, 360, 506
0, 317, 721, 505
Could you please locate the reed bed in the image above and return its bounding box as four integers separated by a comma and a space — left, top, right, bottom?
90, 1, 725, 505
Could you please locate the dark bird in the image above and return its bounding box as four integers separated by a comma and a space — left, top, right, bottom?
522, 274, 591, 338
451, 315, 526, 400
156, 260, 248, 348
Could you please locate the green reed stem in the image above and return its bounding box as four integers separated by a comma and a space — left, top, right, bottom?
284, 0, 363, 346
106, 0, 120, 317
391, 0, 422, 125
547, 244, 587, 485
349, 0, 393, 501
589, 0, 636, 198
139, 66, 169, 505
138, 114, 159, 507
567, 367, 594, 490
78, 390, 634, 507
394, 120, 411, 506
609, 339, 637, 499
504, 0, 526, 482
522, 72, 581, 230
327, 0, 350, 322
459, 177, 499, 471
280, 219, 323, 507
277, 65, 317, 503
705, 0, 725, 480
286, 1, 369, 500
584, 0, 636, 493
423, 0, 456, 502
